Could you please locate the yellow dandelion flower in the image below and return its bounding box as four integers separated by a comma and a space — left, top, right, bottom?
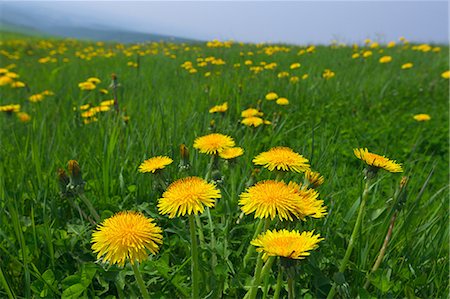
83, 117, 98, 124
387, 41, 396, 48
5, 72, 18, 79
0, 104, 21, 113
302, 74, 309, 80
80, 104, 91, 111
354, 148, 403, 173
253, 147, 310, 173
219, 147, 244, 159
241, 116, 264, 127
352, 53, 360, 59
0, 68, 8, 74
305, 170, 325, 188
209, 102, 228, 113
138, 156, 173, 173
379, 56, 392, 63
251, 229, 323, 261
91, 211, 163, 267
42, 90, 54, 96
401, 63, 413, 69
289, 76, 299, 83
29, 94, 44, 103
10, 81, 25, 88
239, 180, 304, 221
362, 50, 372, 58
413, 114, 431, 122
16, 112, 31, 122
158, 176, 221, 218
193, 133, 235, 155
441, 70, 450, 79
87, 77, 101, 84
81, 110, 97, 118
100, 88, 109, 94
78, 81, 96, 90
288, 182, 327, 219
0, 76, 14, 86
276, 97, 289, 105
322, 69, 335, 79
100, 100, 115, 106
241, 108, 263, 118
265, 92, 278, 101
290, 62, 301, 69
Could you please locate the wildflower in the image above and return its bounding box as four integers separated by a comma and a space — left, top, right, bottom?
241, 108, 263, 118
265, 92, 278, 101
413, 114, 431, 122
193, 133, 235, 155
441, 70, 450, 79
29, 94, 44, 103
241, 117, 264, 127
209, 102, 228, 113
87, 77, 101, 84
253, 147, 310, 173
42, 90, 54, 96
277, 72, 289, 78
239, 180, 304, 221
158, 176, 221, 218
138, 156, 173, 173
78, 81, 96, 90
99, 88, 109, 94
5, 72, 18, 79
302, 74, 309, 80
362, 51, 372, 58
288, 182, 327, 218
219, 147, 244, 159
100, 100, 115, 106
354, 148, 403, 173
322, 69, 335, 79
289, 76, 299, 83
251, 229, 322, 261
379, 56, 392, 63
81, 110, 96, 118
352, 53, 360, 59
290, 62, 301, 69
10, 81, 25, 88
276, 98, 289, 105
80, 104, 91, 111
387, 41, 396, 48
401, 63, 413, 69
91, 211, 163, 266
0, 104, 20, 113
16, 112, 31, 122
305, 170, 325, 188
0, 76, 13, 86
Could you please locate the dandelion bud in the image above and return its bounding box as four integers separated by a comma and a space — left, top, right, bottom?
305, 170, 325, 188
57, 168, 70, 197
68, 159, 85, 189
400, 176, 408, 189
179, 144, 190, 171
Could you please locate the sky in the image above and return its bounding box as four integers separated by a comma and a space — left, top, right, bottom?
2, 1, 449, 44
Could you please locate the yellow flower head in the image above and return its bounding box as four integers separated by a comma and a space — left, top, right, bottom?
100, 100, 115, 106
0, 104, 20, 113
288, 182, 327, 219
401, 63, 413, 69
265, 92, 279, 101
87, 77, 101, 84
413, 114, 431, 122
29, 94, 44, 103
78, 81, 96, 90
17, 112, 31, 122
158, 176, 221, 218
91, 211, 163, 267
322, 69, 335, 79
251, 229, 323, 261
441, 70, 450, 79
0, 76, 13, 86
11, 81, 26, 88
253, 146, 310, 173
138, 156, 173, 173
219, 147, 244, 159
354, 148, 403, 173
276, 97, 289, 105
305, 170, 325, 188
379, 56, 392, 63
209, 102, 228, 113
193, 133, 235, 155
240, 180, 306, 221
241, 116, 264, 127
290, 62, 301, 69
241, 108, 263, 118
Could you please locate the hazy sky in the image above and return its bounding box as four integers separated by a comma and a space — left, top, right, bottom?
3, 1, 449, 44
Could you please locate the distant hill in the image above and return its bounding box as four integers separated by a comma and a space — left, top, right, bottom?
0, 3, 195, 43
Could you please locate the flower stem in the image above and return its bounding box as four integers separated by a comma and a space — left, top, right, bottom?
194, 215, 205, 246
273, 262, 283, 299
78, 193, 100, 223
243, 218, 264, 267
287, 276, 295, 299
206, 207, 217, 267
131, 262, 150, 299
261, 256, 276, 299
327, 178, 371, 299
189, 214, 200, 299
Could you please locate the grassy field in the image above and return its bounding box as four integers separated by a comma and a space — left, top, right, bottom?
0, 33, 448, 299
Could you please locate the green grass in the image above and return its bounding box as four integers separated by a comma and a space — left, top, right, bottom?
0, 33, 448, 299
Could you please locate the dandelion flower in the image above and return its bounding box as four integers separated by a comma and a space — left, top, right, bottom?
241, 117, 264, 127
138, 156, 173, 173
241, 108, 263, 118
0, 104, 20, 113
288, 182, 327, 219
265, 92, 278, 101
413, 114, 431, 122
251, 229, 323, 261
29, 94, 44, 103
354, 148, 402, 173
253, 147, 310, 173
441, 70, 450, 79
0, 76, 13, 86
91, 211, 163, 267
219, 147, 244, 159
209, 102, 228, 113
290, 62, 301, 69
401, 63, 413, 69
305, 170, 325, 188
10, 81, 25, 88
379, 56, 392, 63
158, 176, 221, 218
87, 77, 101, 84
276, 98, 289, 105
239, 180, 304, 221
100, 100, 115, 106
16, 112, 31, 122
193, 133, 235, 155
78, 81, 96, 91
322, 69, 335, 79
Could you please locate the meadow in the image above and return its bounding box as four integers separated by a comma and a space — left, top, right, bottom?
0, 33, 448, 299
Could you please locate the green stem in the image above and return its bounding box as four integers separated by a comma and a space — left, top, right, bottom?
194, 215, 205, 246
189, 215, 200, 299
287, 276, 294, 299
327, 178, 371, 299
243, 219, 265, 267
206, 207, 217, 267
273, 262, 283, 299
131, 262, 150, 299
0, 265, 14, 299
78, 193, 100, 223
261, 256, 276, 299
